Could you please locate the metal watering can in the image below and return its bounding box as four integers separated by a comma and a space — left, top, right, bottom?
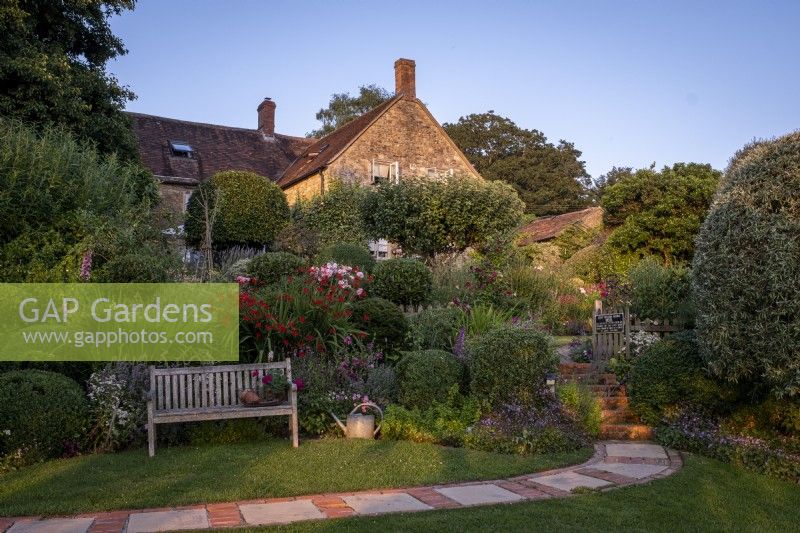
330, 402, 383, 439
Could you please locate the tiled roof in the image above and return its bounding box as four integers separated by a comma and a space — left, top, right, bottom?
518, 207, 604, 244
276, 96, 402, 187
128, 113, 314, 183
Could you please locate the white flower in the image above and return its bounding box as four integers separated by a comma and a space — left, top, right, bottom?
579, 287, 587, 295
2, 429, 10, 436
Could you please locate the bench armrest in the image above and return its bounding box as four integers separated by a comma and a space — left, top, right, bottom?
290, 382, 298, 392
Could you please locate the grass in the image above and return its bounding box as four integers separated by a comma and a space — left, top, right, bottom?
551, 336, 578, 348
0, 439, 591, 516
240, 454, 800, 532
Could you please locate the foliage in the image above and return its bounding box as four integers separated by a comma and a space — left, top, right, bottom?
308, 84, 391, 137
657, 410, 800, 484
0, 370, 87, 465
443, 111, 591, 216
86, 363, 149, 452
0, 119, 175, 282
381, 387, 481, 447
238, 263, 369, 361
567, 337, 592, 364
628, 331, 722, 425
301, 181, 368, 249
551, 223, 600, 260
316, 242, 375, 273
274, 202, 320, 260
692, 132, 800, 398
465, 395, 589, 455
461, 304, 514, 336
602, 163, 720, 263
0, 0, 140, 161
469, 326, 557, 406
628, 257, 693, 321
348, 297, 408, 356
364, 366, 398, 407
371, 258, 432, 309
608, 330, 660, 383
361, 176, 524, 258
409, 307, 465, 351
557, 382, 601, 437
395, 350, 464, 409
246, 252, 305, 285
185, 170, 290, 248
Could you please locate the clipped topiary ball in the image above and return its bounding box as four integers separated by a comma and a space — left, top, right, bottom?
315, 242, 375, 273
185, 170, 290, 248
372, 258, 432, 309
692, 131, 800, 398
0, 370, 88, 463
349, 297, 408, 355
247, 252, 305, 285
469, 326, 557, 406
395, 350, 463, 408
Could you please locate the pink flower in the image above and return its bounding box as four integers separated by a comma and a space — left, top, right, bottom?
262, 374, 273, 384
236, 275, 251, 285
251, 370, 259, 377
293, 378, 305, 391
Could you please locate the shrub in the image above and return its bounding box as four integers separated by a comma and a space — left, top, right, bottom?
372, 258, 432, 309
381, 386, 481, 447
246, 252, 305, 285
302, 181, 369, 248
349, 297, 408, 355
465, 397, 588, 455
469, 326, 557, 406
361, 176, 524, 258
185, 170, 290, 248
628, 257, 693, 321
628, 331, 719, 425
365, 366, 398, 407
315, 243, 375, 273
692, 132, 800, 398
86, 363, 149, 452
409, 307, 465, 351
395, 350, 464, 409
0, 370, 88, 464
557, 382, 601, 438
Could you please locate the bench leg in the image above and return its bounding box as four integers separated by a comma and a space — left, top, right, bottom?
147, 401, 156, 457
289, 388, 299, 448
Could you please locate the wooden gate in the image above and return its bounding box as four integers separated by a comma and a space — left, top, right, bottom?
592, 300, 685, 367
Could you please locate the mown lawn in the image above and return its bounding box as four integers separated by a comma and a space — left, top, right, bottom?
247, 454, 800, 532
0, 439, 591, 517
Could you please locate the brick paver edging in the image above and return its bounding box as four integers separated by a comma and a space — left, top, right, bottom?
0, 441, 682, 532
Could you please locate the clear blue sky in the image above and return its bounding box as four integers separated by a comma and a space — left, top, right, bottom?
110, 0, 799, 179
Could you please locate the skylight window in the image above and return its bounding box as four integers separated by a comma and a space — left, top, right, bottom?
169, 141, 194, 158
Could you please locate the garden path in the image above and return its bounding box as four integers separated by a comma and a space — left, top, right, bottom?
0, 442, 682, 532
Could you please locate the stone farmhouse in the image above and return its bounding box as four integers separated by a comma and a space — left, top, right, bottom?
128, 59, 482, 234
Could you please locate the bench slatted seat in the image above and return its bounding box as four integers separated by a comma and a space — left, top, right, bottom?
147, 361, 298, 457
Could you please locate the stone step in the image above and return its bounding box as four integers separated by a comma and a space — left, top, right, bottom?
589, 385, 626, 398
601, 409, 639, 424
599, 396, 629, 410
599, 423, 653, 440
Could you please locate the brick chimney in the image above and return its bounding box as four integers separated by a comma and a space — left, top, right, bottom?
257, 98, 276, 135
394, 58, 416, 99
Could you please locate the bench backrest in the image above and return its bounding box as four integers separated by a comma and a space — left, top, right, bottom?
150, 361, 293, 412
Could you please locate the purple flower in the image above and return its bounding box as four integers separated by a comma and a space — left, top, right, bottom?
80, 250, 92, 281
453, 327, 466, 360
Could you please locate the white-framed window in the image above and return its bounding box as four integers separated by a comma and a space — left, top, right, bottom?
372, 160, 399, 184
368, 239, 390, 259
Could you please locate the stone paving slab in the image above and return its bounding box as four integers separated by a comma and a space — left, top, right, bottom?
342, 493, 432, 515
8, 518, 95, 533
435, 484, 523, 506
239, 500, 324, 526
595, 462, 669, 480
605, 443, 668, 459
532, 471, 613, 492
127, 510, 208, 533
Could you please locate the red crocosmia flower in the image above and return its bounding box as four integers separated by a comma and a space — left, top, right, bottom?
262, 374, 273, 384
298, 316, 306, 324
251, 370, 259, 377
362, 313, 370, 321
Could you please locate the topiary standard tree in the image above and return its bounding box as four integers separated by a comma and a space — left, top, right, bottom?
185, 170, 290, 249
692, 132, 800, 398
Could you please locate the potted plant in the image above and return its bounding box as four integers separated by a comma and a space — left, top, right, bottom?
256, 370, 289, 405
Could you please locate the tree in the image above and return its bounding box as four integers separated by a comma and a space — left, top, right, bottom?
601, 163, 720, 263
308, 85, 391, 137
443, 112, 591, 215
692, 132, 800, 398
361, 176, 524, 259
592, 166, 633, 202
0, 0, 139, 161
185, 171, 290, 249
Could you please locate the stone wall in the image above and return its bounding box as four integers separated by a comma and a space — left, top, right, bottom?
326, 98, 480, 186
283, 172, 324, 205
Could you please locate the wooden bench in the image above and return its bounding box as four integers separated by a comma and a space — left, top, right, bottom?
147, 361, 298, 457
